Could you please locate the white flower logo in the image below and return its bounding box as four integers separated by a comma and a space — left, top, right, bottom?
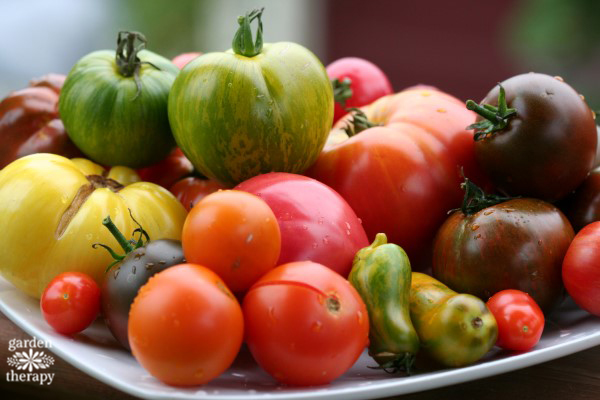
6, 349, 54, 372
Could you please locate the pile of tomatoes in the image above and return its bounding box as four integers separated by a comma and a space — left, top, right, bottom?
2, 6, 600, 390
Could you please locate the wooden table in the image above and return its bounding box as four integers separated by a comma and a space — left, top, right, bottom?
1, 312, 599, 400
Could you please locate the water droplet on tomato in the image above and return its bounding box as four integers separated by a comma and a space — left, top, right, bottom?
357, 310, 364, 324
312, 242, 318, 249
346, 230, 351, 236
311, 321, 322, 332
246, 233, 253, 243
318, 217, 324, 224
302, 224, 308, 230
554, 76, 564, 82
483, 210, 494, 216
323, 236, 329, 245
227, 82, 233, 88
471, 224, 480, 231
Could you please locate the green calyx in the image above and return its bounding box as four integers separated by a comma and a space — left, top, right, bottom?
344, 107, 380, 137
459, 176, 514, 216
115, 31, 160, 100
232, 8, 264, 57
332, 78, 353, 107
466, 84, 517, 140
92, 210, 150, 272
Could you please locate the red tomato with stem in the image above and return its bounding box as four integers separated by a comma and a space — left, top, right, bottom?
243, 261, 369, 386
326, 57, 393, 125
182, 190, 281, 293
170, 176, 226, 211
128, 263, 243, 386
486, 290, 545, 351
562, 221, 600, 316
235, 172, 368, 277
40, 272, 100, 335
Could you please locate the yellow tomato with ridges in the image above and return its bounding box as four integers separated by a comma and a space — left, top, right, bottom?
0, 153, 187, 298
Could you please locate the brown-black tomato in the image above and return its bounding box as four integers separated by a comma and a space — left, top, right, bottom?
432, 179, 574, 312
467, 73, 597, 202
560, 166, 600, 232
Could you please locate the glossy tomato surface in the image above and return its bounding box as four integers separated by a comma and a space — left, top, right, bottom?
243, 261, 369, 386
433, 198, 574, 312
486, 289, 545, 351
562, 221, 600, 316
472, 73, 596, 202
41, 272, 100, 335
128, 264, 243, 386
309, 86, 487, 269
235, 173, 368, 277
326, 57, 393, 125
561, 167, 600, 232
170, 176, 226, 211
182, 190, 281, 293
136, 148, 194, 189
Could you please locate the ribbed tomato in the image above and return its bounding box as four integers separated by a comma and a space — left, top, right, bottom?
308, 86, 487, 268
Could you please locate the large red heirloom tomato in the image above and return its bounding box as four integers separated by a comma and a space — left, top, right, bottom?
308, 86, 485, 268
236, 173, 368, 277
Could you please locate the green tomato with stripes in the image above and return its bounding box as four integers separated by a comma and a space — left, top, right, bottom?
59, 31, 179, 168
168, 8, 333, 187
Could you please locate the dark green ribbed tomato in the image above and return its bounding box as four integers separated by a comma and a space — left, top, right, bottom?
59, 31, 179, 168
168, 9, 333, 187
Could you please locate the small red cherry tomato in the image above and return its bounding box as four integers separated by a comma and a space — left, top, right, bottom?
562, 221, 600, 316
326, 57, 393, 125
243, 261, 369, 386
486, 289, 544, 351
40, 272, 101, 335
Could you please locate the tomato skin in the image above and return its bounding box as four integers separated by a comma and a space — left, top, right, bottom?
561, 167, 600, 232
170, 176, 226, 211
243, 261, 369, 386
128, 264, 243, 386
182, 190, 281, 293
562, 221, 600, 316
326, 57, 393, 125
40, 272, 100, 335
473, 73, 596, 202
137, 148, 194, 189
433, 198, 574, 312
486, 290, 545, 351
171, 52, 202, 69
308, 87, 487, 269
235, 172, 368, 277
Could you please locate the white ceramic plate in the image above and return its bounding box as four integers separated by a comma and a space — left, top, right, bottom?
2, 275, 600, 400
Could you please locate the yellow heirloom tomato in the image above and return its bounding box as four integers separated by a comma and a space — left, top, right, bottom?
0, 153, 187, 298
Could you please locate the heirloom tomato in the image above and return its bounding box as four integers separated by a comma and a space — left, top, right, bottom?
561, 166, 600, 232
486, 289, 544, 351
170, 176, 226, 211
41, 272, 101, 335
243, 261, 369, 386
308, 86, 486, 268
432, 178, 574, 312
169, 9, 333, 186
59, 31, 179, 168
236, 172, 368, 277
0, 74, 81, 168
467, 73, 596, 202
562, 221, 600, 316
326, 57, 393, 125
182, 190, 281, 293
137, 148, 194, 189
0, 153, 187, 298
128, 264, 243, 386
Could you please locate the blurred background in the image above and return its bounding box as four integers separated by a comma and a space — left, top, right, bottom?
1, 0, 599, 108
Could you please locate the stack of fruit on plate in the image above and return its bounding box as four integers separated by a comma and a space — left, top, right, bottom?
1, 7, 600, 388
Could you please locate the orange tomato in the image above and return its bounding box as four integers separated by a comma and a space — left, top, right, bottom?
182, 190, 281, 293
128, 264, 243, 386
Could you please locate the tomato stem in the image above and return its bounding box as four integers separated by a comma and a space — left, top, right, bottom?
466, 84, 517, 140
459, 175, 515, 216
344, 108, 380, 137
232, 8, 264, 57
115, 31, 160, 100
332, 78, 353, 107
102, 216, 134, 253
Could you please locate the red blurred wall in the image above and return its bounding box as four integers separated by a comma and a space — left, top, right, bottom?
325, 0, 521, 102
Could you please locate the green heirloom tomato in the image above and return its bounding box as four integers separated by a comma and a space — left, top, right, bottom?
59, 31, 179, 168
168, 9, 333, 186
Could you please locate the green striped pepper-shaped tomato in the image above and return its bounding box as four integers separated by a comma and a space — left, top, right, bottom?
410, 272, 497, 367
59, 31, 179, 168
349, 233, 419, 373
168, 9, 333, 186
